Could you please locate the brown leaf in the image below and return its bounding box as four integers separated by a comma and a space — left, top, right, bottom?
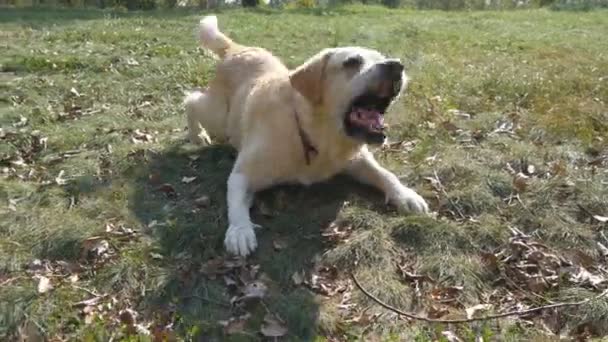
156, 183, 176, 197
148, 172, 161, 185
80, 237, 111, 262
37, 276, 53, 293
512, 172, 529, 193
260, 313, 288, 338
119, 308, 137, 326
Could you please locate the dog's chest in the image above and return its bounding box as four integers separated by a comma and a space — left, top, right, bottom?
295, 143, 357, 185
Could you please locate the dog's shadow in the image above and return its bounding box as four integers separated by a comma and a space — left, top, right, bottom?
128, 141, 384, 340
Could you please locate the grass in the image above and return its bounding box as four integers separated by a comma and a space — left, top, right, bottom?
1, 4, 608, 341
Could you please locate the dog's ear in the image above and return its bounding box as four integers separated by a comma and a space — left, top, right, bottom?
289, 49, 332, 104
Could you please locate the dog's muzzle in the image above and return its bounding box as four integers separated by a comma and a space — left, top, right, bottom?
343, 60, 405, 145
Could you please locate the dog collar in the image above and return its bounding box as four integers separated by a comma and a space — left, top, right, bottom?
293, 110, 318, 165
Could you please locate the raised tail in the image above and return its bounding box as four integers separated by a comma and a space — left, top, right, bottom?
198, 15, 233, 59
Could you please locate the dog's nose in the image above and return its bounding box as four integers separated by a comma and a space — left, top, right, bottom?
382, 60, 404, 79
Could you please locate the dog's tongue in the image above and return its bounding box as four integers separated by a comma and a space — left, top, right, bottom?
350, 108, 385, 131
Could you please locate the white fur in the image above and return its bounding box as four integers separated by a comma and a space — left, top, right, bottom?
224, 171, 259, 256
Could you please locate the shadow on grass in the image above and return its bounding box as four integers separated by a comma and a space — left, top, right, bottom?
123, 142, 376, 339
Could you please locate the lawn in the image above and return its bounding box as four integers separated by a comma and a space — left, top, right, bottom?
1, 5, 608, 341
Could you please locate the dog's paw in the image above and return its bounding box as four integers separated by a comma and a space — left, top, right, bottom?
389, 186, 429, 214
224, 223, 257, 257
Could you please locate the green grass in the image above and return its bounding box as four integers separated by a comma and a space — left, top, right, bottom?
1, 5, 608, 341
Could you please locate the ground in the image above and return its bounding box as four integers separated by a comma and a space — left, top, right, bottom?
1, 5, 608, 341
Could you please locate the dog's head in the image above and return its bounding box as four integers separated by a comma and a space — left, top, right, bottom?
290, 47, 407, 145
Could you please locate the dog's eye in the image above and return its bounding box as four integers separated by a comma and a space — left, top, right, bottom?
343, 55, 363, 69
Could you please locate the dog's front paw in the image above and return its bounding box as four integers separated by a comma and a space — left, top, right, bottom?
224, 223, 257, 257
390, 186, 429, 214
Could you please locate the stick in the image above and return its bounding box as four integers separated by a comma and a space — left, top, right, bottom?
351, 273, 608, 324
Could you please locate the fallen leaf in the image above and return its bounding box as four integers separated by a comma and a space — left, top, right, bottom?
273, 237, 288, 251
156, 183, 176, 197
150, 252, 164, 260
55, 170, 68, 185
181, 176, 197, 184
465, 304, 492, 319
260, 313, 288, 337
292, 271, 304, 286
119, 308, 137, 326
148, 172, 161, 185
70, 87, 81, 97
37, 276, 53, 293
194, 195, 210, 208
512, 172, 529, 193
240, 280, 267, 300
430, 286, 463, 302
569, 267, 606, 288
219, 314, 250, 335
80, 237, 111, 261
592, 215, 608, 223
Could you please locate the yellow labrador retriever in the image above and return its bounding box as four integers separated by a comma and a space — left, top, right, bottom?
185, 16, 429, 257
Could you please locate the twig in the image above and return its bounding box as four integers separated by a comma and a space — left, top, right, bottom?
433, 170, 465, 220
0, 276, 24, 287
351, 273, 608, 324
71, 284, 103, 297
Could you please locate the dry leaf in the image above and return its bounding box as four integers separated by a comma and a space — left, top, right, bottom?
150, 252, 164, 260
181, 176, 197, 184
292, 271, 304, 286
570, 267, 606, 287
70, 87, 81, 97
512, 172, 529, 193
55, 170, 68, 185
219, 314, 250, 335
592, 215, 608, 223
260, 313, 288, 337
273, 237, 288, 251
465, 304, 492, 319
156, 183, 176, 197
240, 281, 267, 300
431, 286, 463, 302
194, 195, 210, 208
148, 172, 161, 185
37, 276, 53, 293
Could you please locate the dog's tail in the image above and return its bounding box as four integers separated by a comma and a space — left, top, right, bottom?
198, 15, 233, 59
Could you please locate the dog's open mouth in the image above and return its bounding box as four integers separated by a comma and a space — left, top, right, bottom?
344, 92, 393, 144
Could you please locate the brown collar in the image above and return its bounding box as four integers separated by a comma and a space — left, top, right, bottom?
293, 110, 318, 165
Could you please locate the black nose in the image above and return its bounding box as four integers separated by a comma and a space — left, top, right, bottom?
382, 60, 404, 79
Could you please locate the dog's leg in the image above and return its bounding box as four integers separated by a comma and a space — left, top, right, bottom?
184, 89, 227, 145
224, 168, 259, 257
346, 148, 429, 214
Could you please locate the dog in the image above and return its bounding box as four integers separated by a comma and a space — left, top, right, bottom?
185, 15, 429, 257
